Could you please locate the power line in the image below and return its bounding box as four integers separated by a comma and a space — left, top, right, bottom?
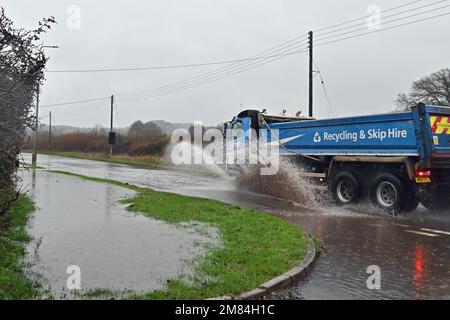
315, 2, 450, 43
118, 48, 309, 102
315, 0, 446, 38
39, 46, 309, 108
315, 10, 450, 47
314, 0, 424, 33
118, 40, 309, 98
40, 96, 109, 108
46, 51, 308, 73
118, 46, 309, 101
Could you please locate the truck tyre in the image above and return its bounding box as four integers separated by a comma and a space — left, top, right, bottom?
330, 172, 360, 206
370, 173, 406, 214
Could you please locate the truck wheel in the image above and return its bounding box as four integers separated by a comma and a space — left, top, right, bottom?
330, 172, 360, 205
370, 173, 405, 214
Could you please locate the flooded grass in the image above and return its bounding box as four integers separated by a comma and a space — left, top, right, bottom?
0, 195, 38, 299
49, 170, 308, 300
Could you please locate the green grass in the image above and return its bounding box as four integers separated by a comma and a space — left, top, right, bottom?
33, 150, 164, 169
0, 195, 38, 299
50, 170, 308, 300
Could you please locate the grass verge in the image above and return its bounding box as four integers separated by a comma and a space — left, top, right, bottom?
49, 170, 308, 300
29, 150, 163, 169
0, 195, 38, 299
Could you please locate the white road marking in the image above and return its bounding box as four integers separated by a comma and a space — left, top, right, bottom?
404, 230, 440, 237
392, 223, 410, 228
420, 228, 450, 236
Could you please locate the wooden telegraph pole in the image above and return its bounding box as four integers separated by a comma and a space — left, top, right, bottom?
308, 31, 313, 118
109, 94, 115, 158
48, 111, 52, 151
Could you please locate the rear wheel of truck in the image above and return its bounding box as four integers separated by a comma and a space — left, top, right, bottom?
330, 172, 360, 206
370, 173, 406, 214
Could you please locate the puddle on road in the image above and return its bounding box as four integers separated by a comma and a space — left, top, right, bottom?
273, 213, 450, 300
21, 170, 219, 298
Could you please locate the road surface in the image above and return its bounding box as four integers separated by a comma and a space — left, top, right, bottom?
22, 153, 450, 299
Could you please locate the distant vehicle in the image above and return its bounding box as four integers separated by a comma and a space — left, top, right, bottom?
224, 103, 450, 213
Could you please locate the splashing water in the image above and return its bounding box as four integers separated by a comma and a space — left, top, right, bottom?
235, 157, 328, 208
163, 141, 231, 179
164, 141, 325, 208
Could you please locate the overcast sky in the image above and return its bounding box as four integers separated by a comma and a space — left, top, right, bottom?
3, 0, 449, 127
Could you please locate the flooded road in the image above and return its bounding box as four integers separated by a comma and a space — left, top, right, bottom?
22, 169, 216, 297
22, 153, 450, 299
275, 211, 450, 299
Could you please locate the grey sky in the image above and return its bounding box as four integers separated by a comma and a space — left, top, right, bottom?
3, 0, 449, 127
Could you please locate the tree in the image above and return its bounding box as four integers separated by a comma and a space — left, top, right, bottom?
395, 68, 450, 111
128, 120, 163, 138
0, 8, 55, 215
128, 121, 145, 137
143, 121, 163, 137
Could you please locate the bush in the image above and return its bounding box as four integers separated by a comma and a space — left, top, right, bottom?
0, 8, 54, 215
25, 131, 170, 157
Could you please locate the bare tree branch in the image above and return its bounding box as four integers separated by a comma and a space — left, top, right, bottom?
395, 68, 450, 111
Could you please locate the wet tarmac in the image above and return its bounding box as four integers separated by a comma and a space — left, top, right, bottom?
274, 210, 450, 299
22, 153, 450, 299
21, 169, 217, 298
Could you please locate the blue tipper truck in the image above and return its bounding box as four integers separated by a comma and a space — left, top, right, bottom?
225, 103, 450, 213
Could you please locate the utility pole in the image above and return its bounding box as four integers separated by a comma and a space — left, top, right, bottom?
109, 94, 114, 158
31, 45, 58, 166
32, 83, 40, 166
48, 111, 52, 151
308, 31, 313, 118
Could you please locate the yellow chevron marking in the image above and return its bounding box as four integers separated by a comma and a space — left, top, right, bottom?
431, 116, 450, 134
430, 116, 437, 128
436, 117, 446, 134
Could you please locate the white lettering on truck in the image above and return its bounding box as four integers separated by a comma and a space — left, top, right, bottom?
367, 128, 407, 141
318, 128, 408, 143
323, 131, 358, 143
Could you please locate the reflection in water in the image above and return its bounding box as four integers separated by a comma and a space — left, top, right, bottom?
277, 214, 450, 300
413, 244, 426, 296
